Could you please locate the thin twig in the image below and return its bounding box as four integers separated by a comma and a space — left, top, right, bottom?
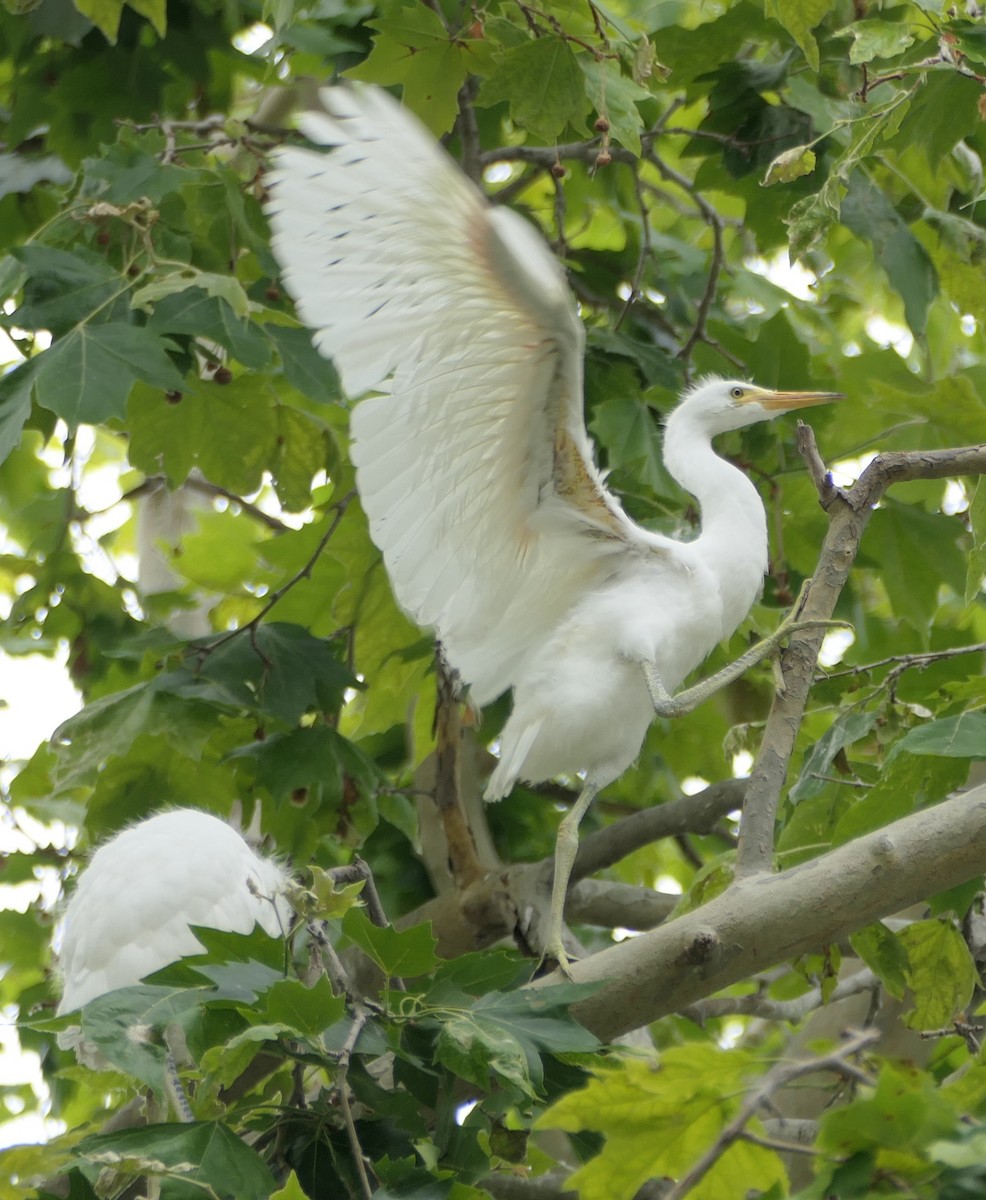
570, 778, 747, 883
735, 440, 986, 879
332, 1005, 375, 1200
183, 475, 292, 532
681, 968, 879, 1024
821, 642, 986, 682
202, 491, 354, 654
615, 169, 652, 332
796, 422, 842, 509
642, 147, 726, 365
663, 1030, 878, 1200
456, 78, 482, 185
331, 858, 390, 929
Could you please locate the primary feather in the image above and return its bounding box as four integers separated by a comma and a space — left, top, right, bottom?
266, 86, 833, 807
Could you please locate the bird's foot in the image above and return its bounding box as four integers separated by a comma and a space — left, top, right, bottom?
780, 616, 853, 639
538, 938, 577, 980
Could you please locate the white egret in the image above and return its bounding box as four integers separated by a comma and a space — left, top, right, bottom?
57, 809, 289, 1018
266, 86, 840, 969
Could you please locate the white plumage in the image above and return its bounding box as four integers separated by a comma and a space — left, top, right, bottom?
266, 86, 838, 965
57, 809, 290, 1014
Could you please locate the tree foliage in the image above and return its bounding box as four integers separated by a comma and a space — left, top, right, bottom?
1, 1, 986, 1198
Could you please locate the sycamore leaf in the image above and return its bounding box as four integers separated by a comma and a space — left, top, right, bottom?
538, 1050, 785, 1200
478, 36, 591, 143
764, 0, 832, 70
762, 144, 816, 186
76, 1121, 275, 1200
342, 907, 439, 977
898, 919, 977, 1030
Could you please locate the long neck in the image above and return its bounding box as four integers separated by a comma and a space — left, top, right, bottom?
663, 407, 769, 624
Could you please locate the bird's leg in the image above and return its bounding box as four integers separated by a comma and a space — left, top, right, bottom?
164, 1050, 195, 1123
645, 603, 849, 719
543, 777, 599, 976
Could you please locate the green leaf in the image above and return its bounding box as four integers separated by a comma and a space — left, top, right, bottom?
762, 144, 816, 186
289, 868, 365, 921
840, 172, 938, 336
72, 0, 166, 42
265, 321, 341, 405
7, 244, 124, 334
850, 924, 909, 1000
148, 289, 272, 369
833, 753, 968, 845
81, 142, 191, 202
892, 712, 986, 761
539, 1048, 785, 1200
272, 404, 335, 512
132, 269, 251, 320
77, 984, 211, 1090
346, 2, 475, 135
838, 18, 916, 65
34, 322, 185, 425
179, 624, 356, 724
478, 36, 591, 143
898, 919, 977, 1030
75, 1121, 275, 1200
968, 478, 986, 604
427, 950, 532, 1001
819, 1063, 956, 1156
580, 59, 648, 156
0, 356, 37, 465
271, 1172, 311, 1200
437, 1013, 536, 1099
789, 709, 877, 804
896, 71, 983, 169
764, 0, 832, 70
226, 724, 380, 806
341, 908, 439, 978
263, 976, 345, 1038
864, 498, 967, 629
590, 394, 668, 494
128, 376, 279, 494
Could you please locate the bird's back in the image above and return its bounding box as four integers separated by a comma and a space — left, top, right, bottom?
57, 810, 289, 1013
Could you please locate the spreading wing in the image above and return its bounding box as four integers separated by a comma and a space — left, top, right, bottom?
267, 86, 648, 702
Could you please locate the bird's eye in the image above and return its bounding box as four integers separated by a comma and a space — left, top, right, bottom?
730, 386, 745, 399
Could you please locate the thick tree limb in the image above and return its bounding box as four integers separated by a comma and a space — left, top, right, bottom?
539, 782, 986, 1040
735, 435, 986, 878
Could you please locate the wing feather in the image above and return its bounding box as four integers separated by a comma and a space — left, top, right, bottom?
267, 85, 648, 701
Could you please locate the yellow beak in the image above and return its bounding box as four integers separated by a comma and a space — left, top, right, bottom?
754, 388, 844, 412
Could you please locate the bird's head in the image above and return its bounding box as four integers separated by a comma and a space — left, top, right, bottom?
678, 375, 843, 435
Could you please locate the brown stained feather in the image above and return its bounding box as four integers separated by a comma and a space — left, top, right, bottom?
552, 425, 626, 538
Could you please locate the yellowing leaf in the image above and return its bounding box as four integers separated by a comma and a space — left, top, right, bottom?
898, 919, 976, 1030
762, 144, 816, 186
537, 1049, 784, 1200
764, 0, 832, 71
271, 1172, 311, 1200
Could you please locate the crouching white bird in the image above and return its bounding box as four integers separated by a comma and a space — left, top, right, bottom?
57, 809, 290, 1021
266, 85, 840, 970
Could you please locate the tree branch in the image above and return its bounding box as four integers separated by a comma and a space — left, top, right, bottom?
571, 778, 746, 882
663, 1029, 878, 1200
681, 967, 879, 1025
735, 436, 986, 878
540, 782, 986, 1040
